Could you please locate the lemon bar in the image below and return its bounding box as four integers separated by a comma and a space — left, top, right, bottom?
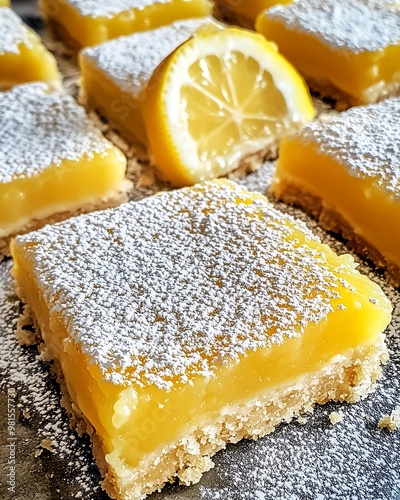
0, 0, 9, 6
214, 0, 292, 29
79, 17, 217, 145
0, 83, 129, 256
40, 0, 212, 48
272, 98, 400, 286
11, 180, 391, 499
0, 7, 61, 90
256, 0, 400, 105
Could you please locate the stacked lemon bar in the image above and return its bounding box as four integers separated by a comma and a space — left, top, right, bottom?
256, 0, 400, 105
0, 83, 129, 255
0, 7, 61, 90
12, 181, 391, 499
40, 0, 212, 47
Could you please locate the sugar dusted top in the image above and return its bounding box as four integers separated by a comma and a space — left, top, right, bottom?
67, 0, 172, 18
0, 83, 114, 183
15, 181, 365, 391
265, 0, 400, 53
298, 98, 400, 199
0, 7, 33, 55
81, 18, 211, 97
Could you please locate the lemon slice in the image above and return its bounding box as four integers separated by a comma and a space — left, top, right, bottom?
142, 27, 315, 187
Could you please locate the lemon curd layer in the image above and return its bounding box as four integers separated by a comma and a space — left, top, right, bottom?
256, 0, 400, 104
0, 0, 9, 6
273, 98, 400, 285
11, 181, 391, 500
214, 0, 292, 28
0, 8, 61, 90
79, 18, 216, 145
0, 83, 128, 243
40, 0, 212, 48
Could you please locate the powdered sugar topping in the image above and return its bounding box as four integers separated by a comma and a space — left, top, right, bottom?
265, 0, 400, 53
0, 83, 114, 183
298, 98, 400, 199
0, 7, 33, 55
82, 18, 211, 96
14, 181, 364, 391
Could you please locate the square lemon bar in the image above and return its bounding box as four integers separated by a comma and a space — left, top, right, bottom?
0, 83, 129, 256
272, 98, 400, 286
214, 0, 292, 29
256, 0, 400, 105
11, 180, 391, 499
40, 0, 212, 48
0, 7, 61, 90
80, 17, 217, 145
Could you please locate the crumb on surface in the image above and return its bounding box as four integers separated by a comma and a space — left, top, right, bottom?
378, 411, 400, 432
329, 411, 344, 425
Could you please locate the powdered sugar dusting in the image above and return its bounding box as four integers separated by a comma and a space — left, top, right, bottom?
0, 261, 104, 498
0, 83, 114, 183
0, 7, 33, 55
265, 0, 400, 53
13, 180, 359, 391
67, 0, 173, 18
298, 98, 400, 199
81, 18, 211, 97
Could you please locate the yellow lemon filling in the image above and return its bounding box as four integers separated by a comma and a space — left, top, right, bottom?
0, 7, 61, 90
11, 181, 391, 499
40, 0, 212, 48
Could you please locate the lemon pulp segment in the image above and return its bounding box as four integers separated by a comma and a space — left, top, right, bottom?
142, 28, 315, 186
40, 0, 212, 48
0, 7, 61, 90
11, 180, 391, 499
256, 0, 400, 104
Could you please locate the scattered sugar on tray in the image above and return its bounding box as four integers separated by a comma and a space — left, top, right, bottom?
82, 18, 213, 97
13, 181, 365, 391
68, 0, 172, 18
0, 7, 33, 55
298, 98, 400, 199
0, 83, 113, 183
0, 262, 102, 496
266, 0, 400, 53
